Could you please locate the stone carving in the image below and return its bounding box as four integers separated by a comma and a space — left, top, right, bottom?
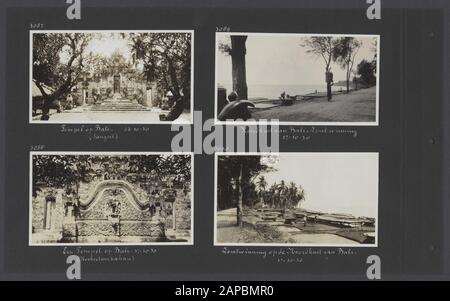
31, 154, 192, 244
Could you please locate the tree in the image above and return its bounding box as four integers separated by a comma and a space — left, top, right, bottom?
301, 37, 338, 101
357, 59, 376, 86
33, 33, 91, 120
371, 37, 378, 73
128, 32, 191, 107
32, 155, 92, 196
128, 154, 191, 183
256, 175, 268, 206
219, 35, 248, 100
287, 182, 305, 209
333, 37, 362, 93
268, 183, 278, 208
33, 154, 191, 197
217, 155, 272, 226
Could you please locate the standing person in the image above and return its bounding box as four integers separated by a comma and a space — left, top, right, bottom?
326, 71, 334, 101
303, 215, 308, 227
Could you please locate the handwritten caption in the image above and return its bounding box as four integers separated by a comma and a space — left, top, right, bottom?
62, 246, 158, 263
60, 125, 151, 142
280, 127, 358, 142
221, 247, 357, 264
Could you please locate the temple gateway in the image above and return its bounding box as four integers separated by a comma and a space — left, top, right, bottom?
72, 51, 161, 112
31, 155, 192, 244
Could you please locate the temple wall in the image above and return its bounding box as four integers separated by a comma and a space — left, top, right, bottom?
174, 190, 192, 230
80, 187, 153, 220
73, 76, 162, 107
31, 188, 65, 233
32, 177, 192, 242
78, 179, 149, 209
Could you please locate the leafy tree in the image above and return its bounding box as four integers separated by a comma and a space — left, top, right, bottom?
217, 155, 271, 226
127, 32, 191, 107
33, 155, 191, 197
357, 59, 377, 86
219, 35, 248, 100
268, 183, 278, 208
256, 175, 267, 206
127, 154, 191, 183
33, 33, 91, 120
301, 37, 339, 101
370, 37, 378, 73
333, 37, 362, 93
32, 155, 92, 196
277, 180, 288, 209
287, 182, 306, 209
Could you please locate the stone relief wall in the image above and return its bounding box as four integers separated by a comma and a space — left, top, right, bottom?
174, 190, 192, 230
32, 187, 65, 233
80, 187, 153, 221
32, 178, 192, 242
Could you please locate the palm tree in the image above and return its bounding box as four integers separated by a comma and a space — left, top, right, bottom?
295, 185, 306, 208
277, 180, 287, 209
256, 175, 267, 207
287, 182, 298, 208
268, 183, 278, 208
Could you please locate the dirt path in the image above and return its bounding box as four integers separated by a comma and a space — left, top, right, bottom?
251, 87, 377, 122
216, 208, 283, 243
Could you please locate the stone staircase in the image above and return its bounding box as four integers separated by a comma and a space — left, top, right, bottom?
32, 231, 63, 244
91, 94, 149, 111
166, 229, 191, 242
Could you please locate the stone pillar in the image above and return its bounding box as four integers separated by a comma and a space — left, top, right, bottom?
217, 86, 228, 115
44, 195, 56, 230
172, 201, 177, 231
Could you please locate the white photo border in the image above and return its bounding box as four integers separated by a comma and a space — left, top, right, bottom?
213, 152, 379, 247
29, 30, 194, 125
29, 151, 194, 246
214, 32, 381, 126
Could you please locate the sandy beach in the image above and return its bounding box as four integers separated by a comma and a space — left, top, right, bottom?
216, 208, 361, 245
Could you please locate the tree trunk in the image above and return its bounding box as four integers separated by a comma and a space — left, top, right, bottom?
41, 96, 52, 120
236, 164, 244, 227
327, 83, 332, 101
230, 36, 248, 100
346, 65, 350, 93
166, 55, 181, 99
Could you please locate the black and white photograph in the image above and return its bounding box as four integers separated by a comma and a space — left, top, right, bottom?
30, 152, 193, 245
215, 153, 378, 246
31, 30, 193, 124
216, 33, 379, 125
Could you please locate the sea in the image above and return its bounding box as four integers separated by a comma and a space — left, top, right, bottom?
219, 83, 345, 100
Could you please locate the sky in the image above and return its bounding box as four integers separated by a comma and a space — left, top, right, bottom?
216, 34, 378, 86
86, 33, 132, 60
259, 153, 379, 218
58, 33, 133, 64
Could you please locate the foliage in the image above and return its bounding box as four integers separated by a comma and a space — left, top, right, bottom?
127, 32, 191, 104
128, 154, 191, 183
217, 156, 272, 210
262, 180, 305, 209
33, 33, 91, 102
301, 36, 338, 72
217, 156, 307, 211
33, 155, 191, 195
357, 59, 377, 86
332, 37, 362, 92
